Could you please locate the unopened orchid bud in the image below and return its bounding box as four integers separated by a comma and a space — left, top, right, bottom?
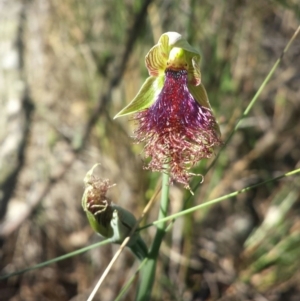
82, 164, 148, 260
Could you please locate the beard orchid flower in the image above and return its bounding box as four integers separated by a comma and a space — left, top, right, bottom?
114, 32, 222, 190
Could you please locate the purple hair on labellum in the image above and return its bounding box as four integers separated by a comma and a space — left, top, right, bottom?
134, 69, 221, 189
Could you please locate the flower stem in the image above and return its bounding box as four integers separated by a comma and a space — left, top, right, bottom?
136, 169, 170, 301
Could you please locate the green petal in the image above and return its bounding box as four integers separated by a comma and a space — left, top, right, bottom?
145, 33, 173, 76
188, 83, 211, 109
188, 55, 201, 86
189, 83, 221, 136
114, 76, 164, 118
145, 41, 168, 76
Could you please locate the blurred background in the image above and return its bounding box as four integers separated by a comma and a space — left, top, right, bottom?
0, 0, 300, 300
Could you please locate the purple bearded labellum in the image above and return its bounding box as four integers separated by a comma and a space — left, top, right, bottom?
134, 69, 221, 189
114, 32, 222, 189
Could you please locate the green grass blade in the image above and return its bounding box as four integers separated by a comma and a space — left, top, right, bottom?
145, 168, 300, 228
0, 239, 110, 280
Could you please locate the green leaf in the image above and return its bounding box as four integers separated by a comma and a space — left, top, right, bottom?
114, 76, 164, 118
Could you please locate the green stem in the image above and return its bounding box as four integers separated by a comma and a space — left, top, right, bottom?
135, 170, 170, 301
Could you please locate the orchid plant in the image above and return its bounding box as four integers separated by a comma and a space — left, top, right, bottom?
81, 32, 222, 300
77, 29, 300, 301
1, 21, 299, 301
2, 27, 299, 301
83, 32, 222, 301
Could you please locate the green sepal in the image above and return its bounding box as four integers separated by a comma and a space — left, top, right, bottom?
114, 76, 164, 118
86, 208, 114, 238
110, 205, 148, 260
168, 32, 200, 56
110, 204, 141, 244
